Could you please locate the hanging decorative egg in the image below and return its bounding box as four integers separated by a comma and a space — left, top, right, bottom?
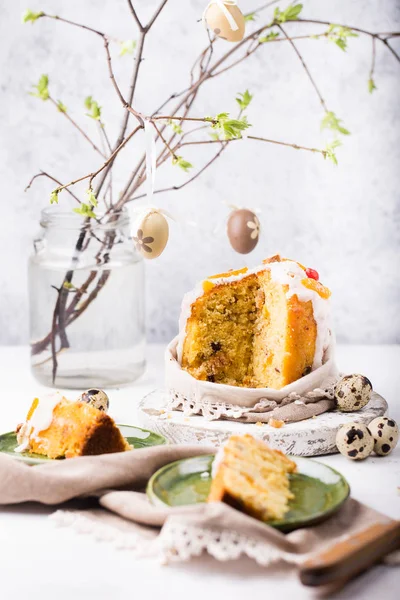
227, 208, 260, 254
133, 209, 169, 260
203, 1, 245, 42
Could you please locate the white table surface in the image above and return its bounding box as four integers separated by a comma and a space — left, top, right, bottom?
0, 344, 399, 600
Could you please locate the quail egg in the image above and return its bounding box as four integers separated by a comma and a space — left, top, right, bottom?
336, 422, 374, 460
334, 374, 372, 412
368, 416, 399, 456
78, 388, 110, 412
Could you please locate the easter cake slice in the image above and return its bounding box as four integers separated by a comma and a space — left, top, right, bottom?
178, 255, 332, 390
207, 434, 297, 521
16, 393, 131, 459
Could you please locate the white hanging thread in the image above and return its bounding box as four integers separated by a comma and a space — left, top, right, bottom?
202, 1, 239, 32
144, 119, 157, 206
130, 120, 176, 235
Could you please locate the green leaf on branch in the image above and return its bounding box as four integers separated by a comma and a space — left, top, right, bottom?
172, 156, 193, 172
119, 40, 137, 56
22, 9, 44, 24
86, 187, 98, 207
30, 74, 49, 101
50, 189, 60, 204
57, 100, 67, 113
73, 203, 97, 219
206, 112, 251, 140
244, 12, 257, 22
167, 119, 183, 135
259, 31, 280, 43
368, 78, 377, 93
324, 139, 341, 165
326, 25, 358, 52
236, 90, 253, 111
273, 3, 303, 24
63, 281, 77, 291
321, 111, 350, 135
84, 96, 101, 120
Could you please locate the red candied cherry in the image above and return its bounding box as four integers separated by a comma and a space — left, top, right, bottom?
305, 267, 319, 281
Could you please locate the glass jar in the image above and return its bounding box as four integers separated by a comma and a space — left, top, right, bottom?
29, 207, 146, 388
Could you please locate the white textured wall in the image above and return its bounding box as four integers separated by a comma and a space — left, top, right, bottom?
0, 0, 399, 345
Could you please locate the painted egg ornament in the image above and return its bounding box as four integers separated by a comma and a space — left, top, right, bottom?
133, 209, 169, 260
78, 388, 110, 412
336, 422, 374, 460
227, 208, 260, 254
368, 416, 399, 456
334, 374, 372, 412
203, 1, 245, 42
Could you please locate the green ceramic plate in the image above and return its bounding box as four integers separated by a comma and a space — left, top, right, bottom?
0, 424, 166, 465
147, 455, 350, 532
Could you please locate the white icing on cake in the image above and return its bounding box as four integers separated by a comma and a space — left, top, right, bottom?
176, 257, 331, 370
15, 391, 64, 453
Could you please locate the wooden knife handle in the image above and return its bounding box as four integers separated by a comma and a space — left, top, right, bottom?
299, 520, 400, 587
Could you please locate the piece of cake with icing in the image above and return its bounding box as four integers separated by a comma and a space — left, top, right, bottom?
177, 255, 332, 390
16, 393, 130, 459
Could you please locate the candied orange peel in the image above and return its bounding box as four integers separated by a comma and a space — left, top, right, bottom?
301, 278, 331, 299
268, 418, 285, 428
208, 267, 248, 280
26, 397, 39, 421
203, 267, 249, 292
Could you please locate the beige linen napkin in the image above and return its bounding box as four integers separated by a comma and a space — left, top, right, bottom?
0, 446, 396, 568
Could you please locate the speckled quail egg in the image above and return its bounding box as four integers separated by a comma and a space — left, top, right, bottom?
78, 389, 110, 412
368, 416, 399, 456
334, 374, 372, 412
336, 422, 374, 460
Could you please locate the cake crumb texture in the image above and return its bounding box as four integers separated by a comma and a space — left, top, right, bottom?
207, 434, 297, 521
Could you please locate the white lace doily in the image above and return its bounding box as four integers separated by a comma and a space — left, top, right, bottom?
50, 509, 400, 566
167, 375, 338, 423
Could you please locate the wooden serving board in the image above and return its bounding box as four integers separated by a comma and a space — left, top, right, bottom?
137, 390, 387, 456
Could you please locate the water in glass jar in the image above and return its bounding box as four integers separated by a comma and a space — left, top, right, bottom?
29, 258, 145, 389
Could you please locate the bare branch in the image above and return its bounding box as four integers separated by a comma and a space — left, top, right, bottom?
146, 0, 169, 31
295, 18, 400, 63
247, 135, 326, 156
24, 171, 81, 203
48, 96, 105, 157
151, 120, 177, 159
380, 38, 400, 63
53, 125, 141, 194
369, 36, 377, 83
278, 24, 328, 111
95, 31, 146, 196
126, 0, 144, 31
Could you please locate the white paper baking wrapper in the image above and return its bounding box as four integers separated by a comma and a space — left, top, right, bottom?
165, 334, 339, 408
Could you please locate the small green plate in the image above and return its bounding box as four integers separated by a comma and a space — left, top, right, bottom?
147, 455, 350, 532
0, 424, 166, 465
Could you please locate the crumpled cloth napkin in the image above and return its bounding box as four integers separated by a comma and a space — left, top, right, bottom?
0, 446, 397, 568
